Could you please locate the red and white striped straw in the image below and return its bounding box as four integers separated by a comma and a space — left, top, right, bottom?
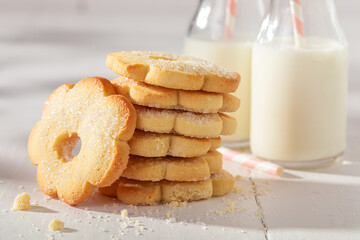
290, 0, 305, 46
219, 147, 284, 176
224, 0, 237, 40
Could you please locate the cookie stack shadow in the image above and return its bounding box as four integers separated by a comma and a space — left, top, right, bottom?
99, 51, 241, 205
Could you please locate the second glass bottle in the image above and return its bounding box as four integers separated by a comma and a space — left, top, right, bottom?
184, 0, 265, 148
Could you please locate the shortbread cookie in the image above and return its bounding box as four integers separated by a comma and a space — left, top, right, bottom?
129, 130, 221, 158
218, 113, 237, 135
99, 169, 234, 205
210, 170, 235, 197
112, 77, 240, 113
135, 105, 236, 137
28, 77, 137, 205
106, 51, 240, 93
121, 151, 222, 181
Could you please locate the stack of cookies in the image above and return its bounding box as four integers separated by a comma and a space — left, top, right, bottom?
99, 51, 241, 205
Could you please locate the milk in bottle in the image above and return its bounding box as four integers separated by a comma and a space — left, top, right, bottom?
250, 0, 348, 167
251, 39, 348, 163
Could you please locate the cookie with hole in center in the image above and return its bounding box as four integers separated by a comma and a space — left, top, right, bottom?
99, 169, 234, 205
28, 77, 137, 205
111, 77, 240, 113
106, 51, 240, 93
128, 130, 221, 158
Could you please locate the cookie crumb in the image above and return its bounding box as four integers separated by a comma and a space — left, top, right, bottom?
168, 201, 187, 208
214, 199, 245, 216
165, 211, 173, 218
12, 192, 31, 211
48, 219, 64, 231
168, 201, 179, 207
121, 209, 128, 218
235, 175, 242, 180
232, 184, 242, 193
17, 185, 24, 189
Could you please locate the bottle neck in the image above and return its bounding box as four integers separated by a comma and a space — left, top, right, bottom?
187, 0, 265, 42
259, 0, 346, 46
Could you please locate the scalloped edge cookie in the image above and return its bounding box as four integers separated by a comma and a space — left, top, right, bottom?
122, 150, 222, 181
99, 169, 234, 205
135, 105, 236, 137
111, 77, 240, 113
129, 130, 221, 158
106, 51, 240, 93
28, 77, 137, 205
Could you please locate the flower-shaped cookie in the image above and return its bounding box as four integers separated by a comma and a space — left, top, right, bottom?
106, 51, 241, 93
28, 77, 137, 205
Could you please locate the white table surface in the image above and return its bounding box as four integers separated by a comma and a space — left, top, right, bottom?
0, 1, 359, 239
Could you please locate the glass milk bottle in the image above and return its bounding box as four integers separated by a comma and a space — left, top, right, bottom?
184, 0, 264, 148
251, 0, 348, 167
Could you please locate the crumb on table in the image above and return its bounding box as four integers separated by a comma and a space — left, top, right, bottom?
121, 209, 128, 218
168, 201, 187, 207
48, 219, 64, 231
12, 192, 31, 211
